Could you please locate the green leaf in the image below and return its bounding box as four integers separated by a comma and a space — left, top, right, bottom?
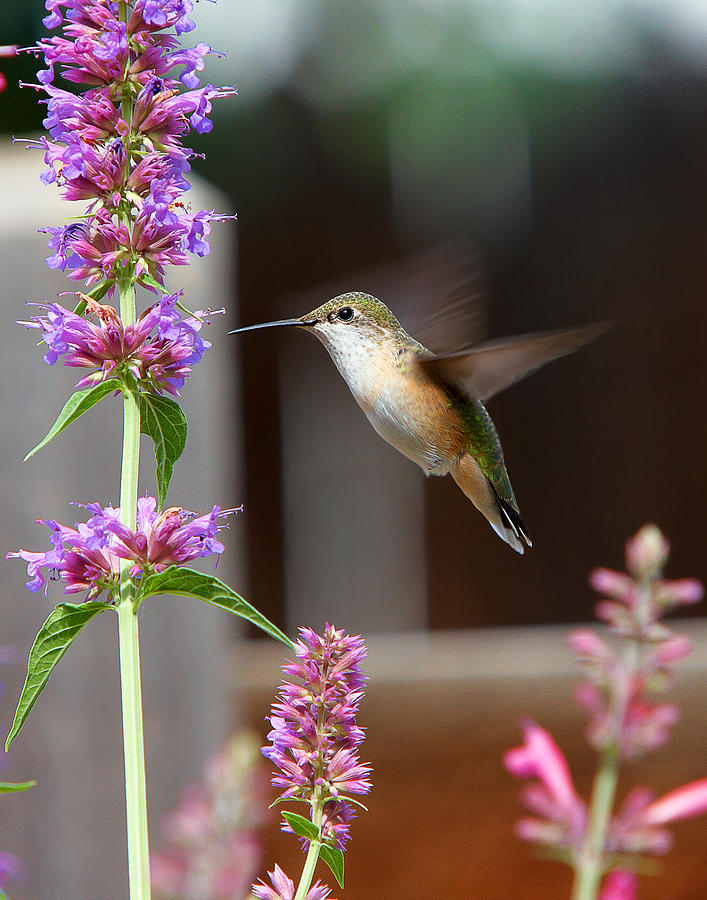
0, 781, 36, 794
137, 567, 294, 648
6, 601, 112, 749
281, 810, 318, 842
0, 888, 9, 899
268, 795, 309, 810
319, 845, 345, 888
337, 794, 368, 812
139, 392, 187, 508
139, 272, 169, 294
24, 379, 124, 461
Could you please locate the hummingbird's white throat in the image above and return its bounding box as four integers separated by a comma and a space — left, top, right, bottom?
310, 320, 394, 402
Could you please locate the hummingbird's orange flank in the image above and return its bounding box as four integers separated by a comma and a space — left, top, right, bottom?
231, 294, 605, 554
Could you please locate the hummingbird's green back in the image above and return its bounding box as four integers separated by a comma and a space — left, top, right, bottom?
453, 394, 519, 509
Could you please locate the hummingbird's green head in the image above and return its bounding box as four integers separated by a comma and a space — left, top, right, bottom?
301, 292, 404, 333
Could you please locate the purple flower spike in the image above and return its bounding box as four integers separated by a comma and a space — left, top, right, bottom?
7, 498, 238, 602
261, 624, 371, 853
24, 0, 235, 285
20, 293, 222, 394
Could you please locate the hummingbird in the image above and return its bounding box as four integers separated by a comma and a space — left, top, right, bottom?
230, 293, 605, 554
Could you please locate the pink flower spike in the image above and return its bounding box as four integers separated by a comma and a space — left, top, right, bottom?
504, 720, 582, 817
599, 870, 638, 900
640, 778, 707, 826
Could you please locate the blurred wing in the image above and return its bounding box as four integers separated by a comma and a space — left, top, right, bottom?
420, 323, 610, 403
397, 242, 489, 355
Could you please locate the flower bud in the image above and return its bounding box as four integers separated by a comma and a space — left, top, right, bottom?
625, 524, 669, 579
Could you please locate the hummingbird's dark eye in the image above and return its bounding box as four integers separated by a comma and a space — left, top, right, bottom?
337, 306, 354, 322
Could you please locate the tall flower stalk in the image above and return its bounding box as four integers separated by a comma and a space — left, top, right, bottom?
117, 260, 149, 893
7, 3, 293, 897
253, 625, 372, 899
504, 525, 707, 899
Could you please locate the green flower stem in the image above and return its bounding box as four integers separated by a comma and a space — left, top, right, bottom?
117, 269, 151, 899
571, 751, 619, 900
114, 2, 150, 888
571, 635, 642, 900
294, 795, 324, 900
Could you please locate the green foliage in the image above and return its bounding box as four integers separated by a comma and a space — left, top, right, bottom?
0, 781, 35, 794
139, 392, 188, 509
280, 811, 345, 888
319, 844, 345, 889
6, 601, 112, 749
24, 379, 124, 461
139, 273, 169, 295
137, 566, 294, 648
281, 810, 318, 842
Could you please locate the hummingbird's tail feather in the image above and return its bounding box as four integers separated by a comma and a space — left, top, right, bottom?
450, 454, 530, 554
493, 486, 532, 550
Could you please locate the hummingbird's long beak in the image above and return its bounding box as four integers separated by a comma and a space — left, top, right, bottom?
229, 317, 318, 335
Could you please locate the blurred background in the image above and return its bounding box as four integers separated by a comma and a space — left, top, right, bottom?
1, 0, 707, 897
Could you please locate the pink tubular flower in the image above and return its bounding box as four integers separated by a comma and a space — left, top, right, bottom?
0, 45, 17, 94
21, 293, 222, 394
641, 778, 707, 827
252, 865, 332, 900
599, 870, 637, 900
503, 720, 586, 850
611, 779, 707, 857
7, 497, 238, 601
654, 578, 703, 607
589, 568, 634, 601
